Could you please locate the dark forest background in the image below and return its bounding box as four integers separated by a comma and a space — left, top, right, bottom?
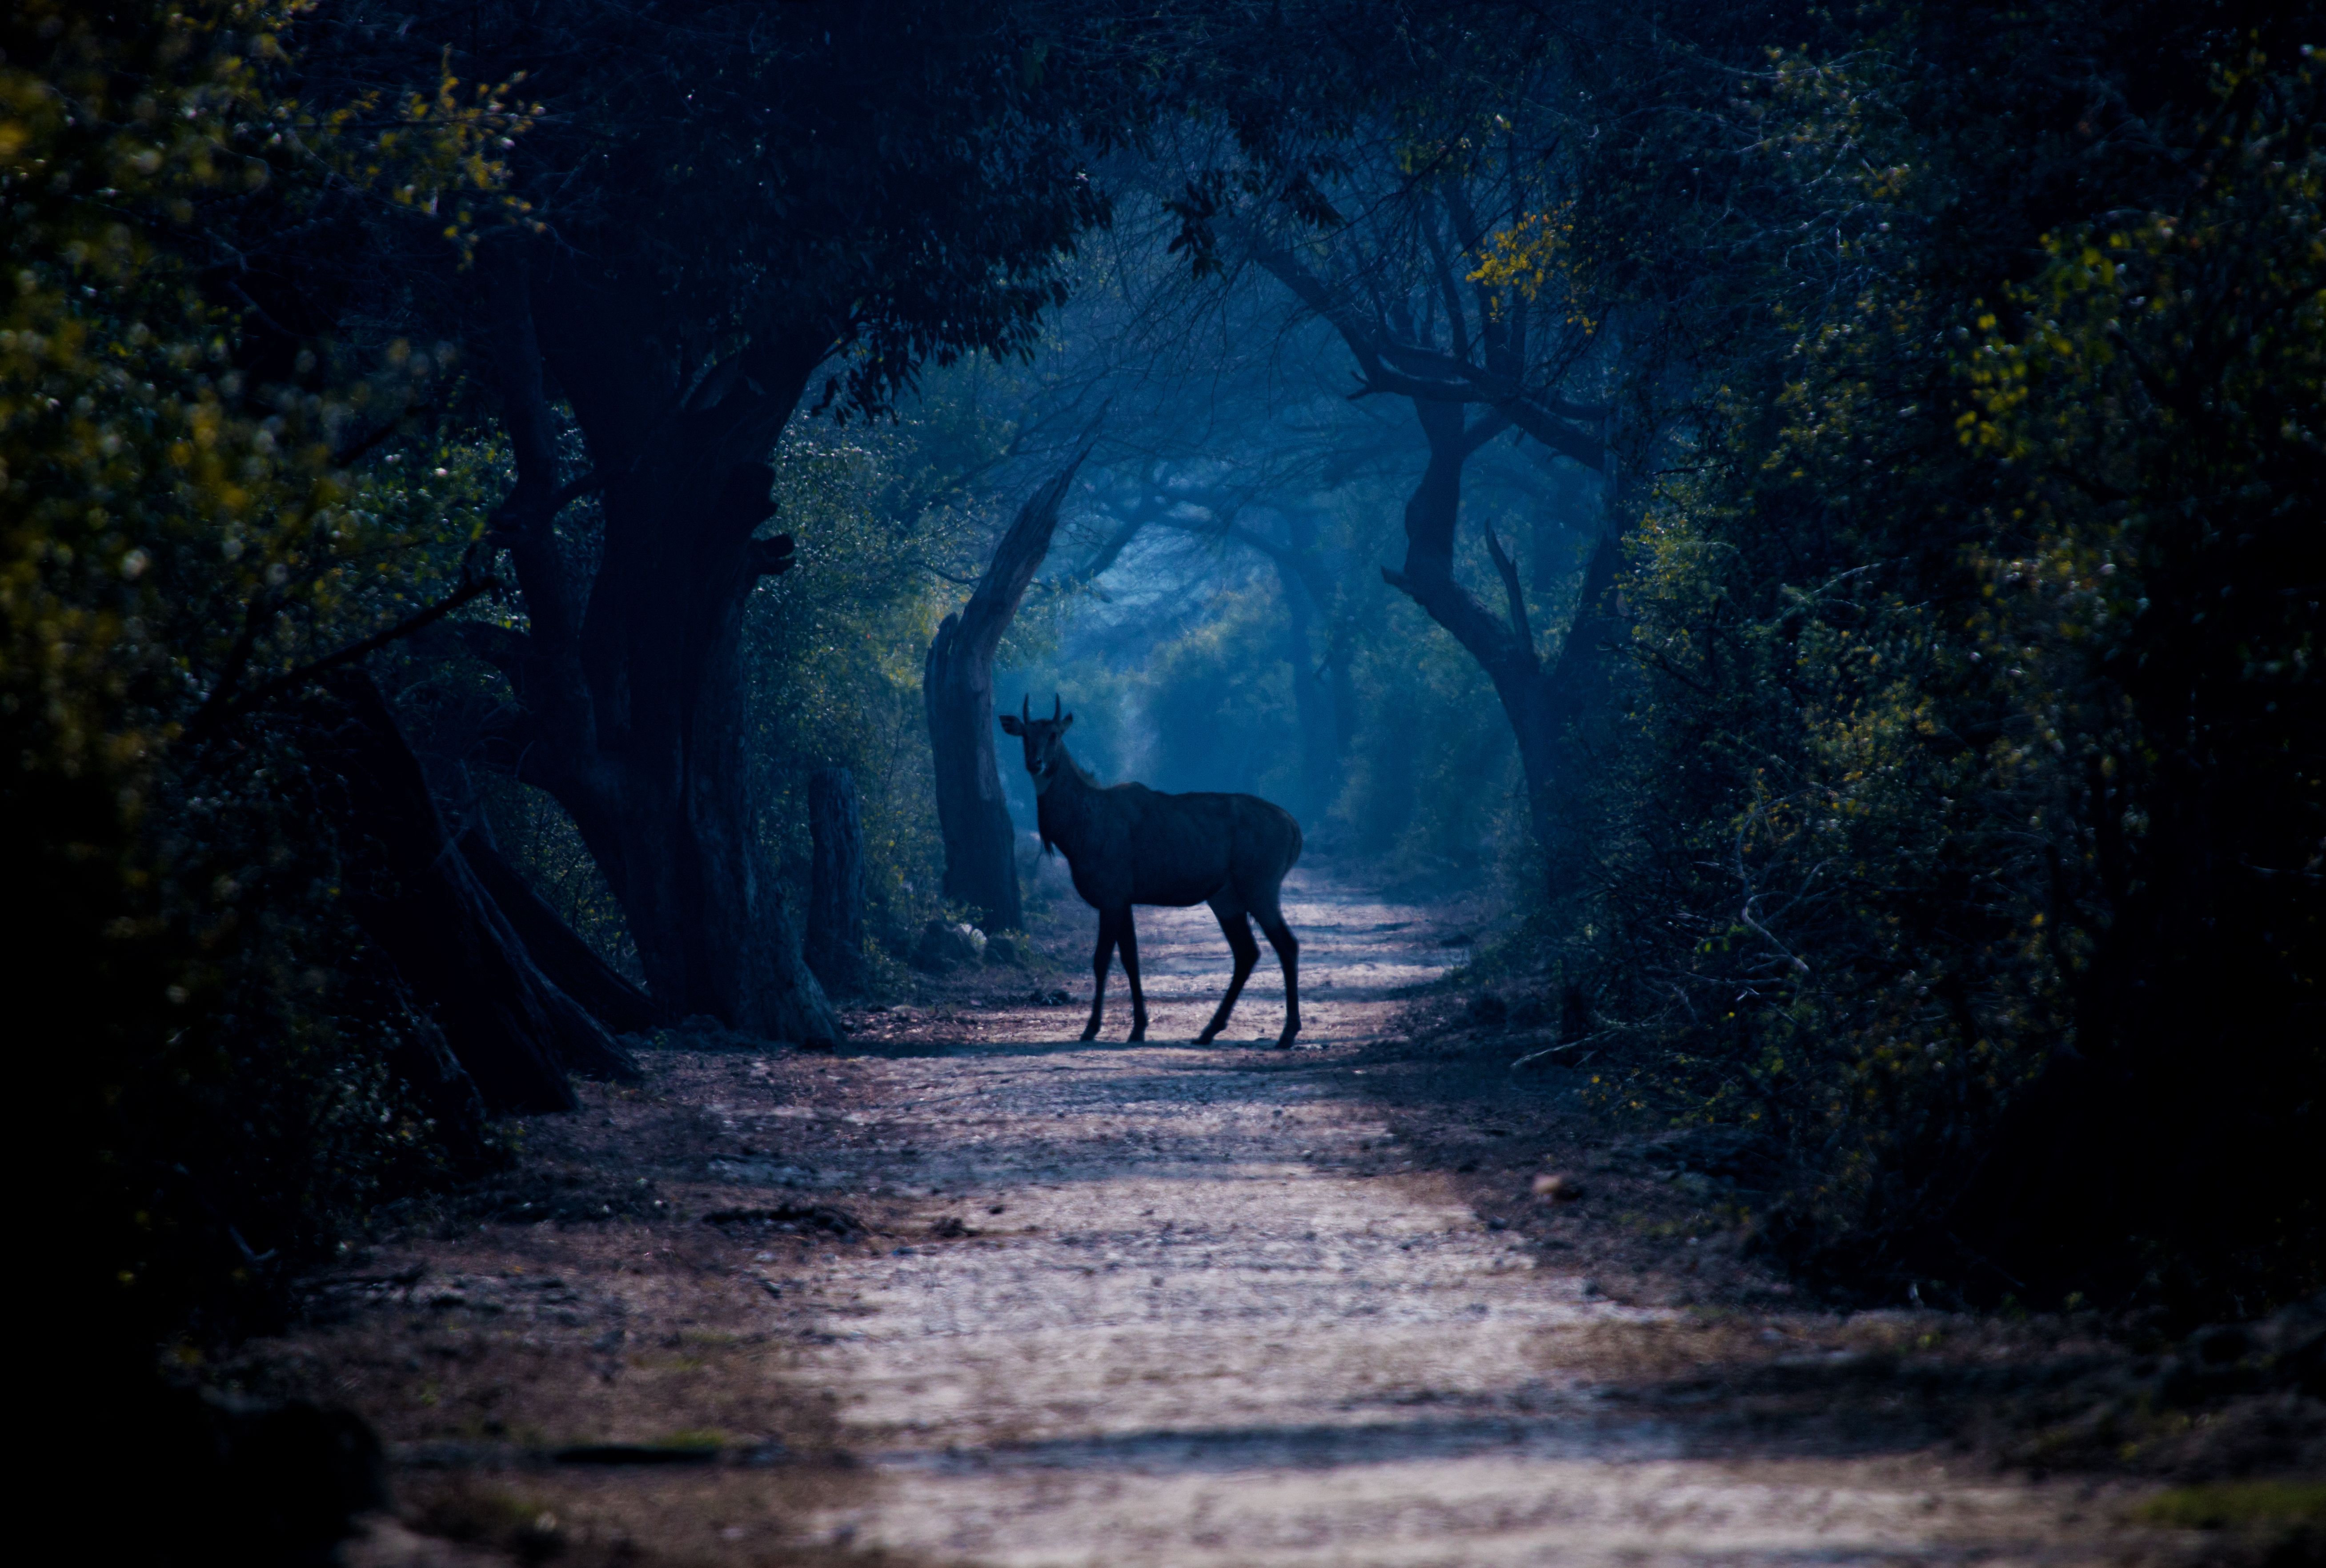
7, 0, 2316, 1434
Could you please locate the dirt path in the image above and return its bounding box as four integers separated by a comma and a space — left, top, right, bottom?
282, 868, 2177, 1567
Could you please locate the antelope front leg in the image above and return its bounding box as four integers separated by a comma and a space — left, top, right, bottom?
1081, 909, 1118, 1042
1117, 908, 1149, 1042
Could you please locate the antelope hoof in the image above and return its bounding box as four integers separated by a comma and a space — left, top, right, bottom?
1275, 1023, 1300, 1050
1079, 1022, 1101, 1042
1195, 1025, 1220, 1045
1128, 1021, 1148, 1043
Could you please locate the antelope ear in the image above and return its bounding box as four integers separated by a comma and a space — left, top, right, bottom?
998, 714, 1023, 735
1061, 713, 1075, 731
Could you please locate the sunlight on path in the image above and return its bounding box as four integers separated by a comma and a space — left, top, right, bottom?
775, 871, 2127, 1567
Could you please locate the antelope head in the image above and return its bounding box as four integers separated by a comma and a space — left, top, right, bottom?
997, 693, 1075, 793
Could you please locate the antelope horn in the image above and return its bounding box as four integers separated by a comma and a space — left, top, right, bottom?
1052, 692, 1062, 722
1021, 694, 1031, 725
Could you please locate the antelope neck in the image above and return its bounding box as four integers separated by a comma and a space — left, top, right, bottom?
1032, 747, 1094, 798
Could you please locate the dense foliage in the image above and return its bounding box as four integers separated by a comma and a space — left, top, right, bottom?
3, 0, 531, 1350
1537, 5, 2322, 1309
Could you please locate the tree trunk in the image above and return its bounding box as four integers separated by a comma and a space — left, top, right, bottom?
1245, 233, 1617, 880
1526, 528, 1623, 889
1379, 399, 1616, 886
461, 260, 839, 1046
457, 828, 670, 1034
309, 671, 639, 1114
1275, 557, 1338, 824
1271, 509, 1343, 825
805, 767, 869, 996
925, 456, 1088, 932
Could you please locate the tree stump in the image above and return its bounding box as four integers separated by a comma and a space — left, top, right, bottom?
806, 767, 869, 996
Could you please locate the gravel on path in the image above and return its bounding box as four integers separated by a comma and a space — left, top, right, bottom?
281, 867, 2177, 1567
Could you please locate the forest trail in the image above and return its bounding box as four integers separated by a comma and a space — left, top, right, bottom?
313, 867, 2165, 1568
744, 869, 2139, 1566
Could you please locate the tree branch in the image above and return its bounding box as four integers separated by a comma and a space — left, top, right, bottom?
453, 620, 534, 676
1492, 395, 1607, 470
1483, 524, 1538, 669
1249, 242, 1399, 389
1420, 210, 1472, 364
185, 573, 502, 744
1346, 355, 1606, 470
332, 400, 437, 469
748, 533, 797, 578
1460, 409, 1514, 457
958, 445, 1092, 664
1063, 514, 1147, 589
552, 469, 610, 512
1381, 562, 1525, 677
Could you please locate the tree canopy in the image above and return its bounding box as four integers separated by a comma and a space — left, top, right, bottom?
10, 0, 2317, 1424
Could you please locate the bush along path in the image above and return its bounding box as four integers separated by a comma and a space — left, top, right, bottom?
229, 865, 2321, 1567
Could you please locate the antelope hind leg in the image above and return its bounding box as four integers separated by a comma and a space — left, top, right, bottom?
1082, 909, 1118, 1042
1256, 904, 1301, 1048
1197, 897, 1259, 1044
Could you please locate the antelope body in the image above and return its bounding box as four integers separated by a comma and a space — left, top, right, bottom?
1000, 697, 1303, 1047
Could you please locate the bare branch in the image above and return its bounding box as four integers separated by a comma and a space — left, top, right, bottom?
1420, 208, 1471, 364
1483, 524, 1538, 669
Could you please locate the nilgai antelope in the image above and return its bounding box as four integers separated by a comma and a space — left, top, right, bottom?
999, 695, 1304, 1047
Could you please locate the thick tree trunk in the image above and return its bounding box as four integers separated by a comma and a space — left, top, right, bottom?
463, 260, 838, 1046
1379, 399, 1615, 884
805, 767, 869, 996
925, 456, 1087, 932
309, 671, 639, 1114
457, 828, 669, 1034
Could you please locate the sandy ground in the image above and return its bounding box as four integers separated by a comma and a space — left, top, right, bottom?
237, 865, 2229, 1567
